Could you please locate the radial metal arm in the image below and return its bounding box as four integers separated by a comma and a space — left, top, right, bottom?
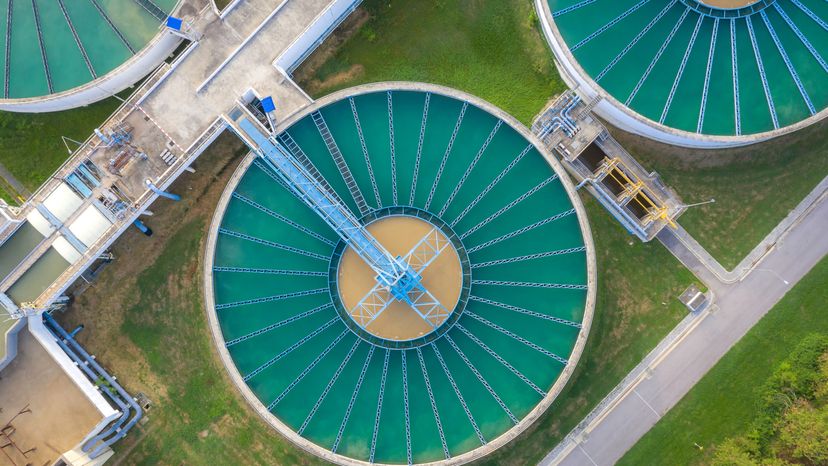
350, 227, 452, 328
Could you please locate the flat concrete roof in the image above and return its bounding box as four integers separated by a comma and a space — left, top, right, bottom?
0, 330, 102, 466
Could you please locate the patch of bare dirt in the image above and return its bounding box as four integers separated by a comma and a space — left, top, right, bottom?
292, 7, 370, 94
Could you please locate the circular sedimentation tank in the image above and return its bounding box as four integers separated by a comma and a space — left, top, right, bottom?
542, 0, 828, 143
334, 209, 466, 345
0, 0, 179, 99
207, 85, 594, 465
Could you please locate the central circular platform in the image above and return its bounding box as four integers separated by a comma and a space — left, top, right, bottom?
207, 84, 595, 465
336, 214, 463, 343
697, 0, 762, 7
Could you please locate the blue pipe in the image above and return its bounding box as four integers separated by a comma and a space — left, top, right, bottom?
45, 313, 141, 458
44, 313, 143, 458
69, 324, 85, 338
540, 117, 571, 138
561, 95, 581, 131
94, 128, 112, 146
539, 95, 582, 138
145, 180, 181, 201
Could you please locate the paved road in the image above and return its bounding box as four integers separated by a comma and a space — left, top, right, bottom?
542, 186, 828, 465
666, 175, 828, 284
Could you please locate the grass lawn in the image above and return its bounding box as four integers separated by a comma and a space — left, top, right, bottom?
290, 5, 704, 461
25, 0, 823, 462
619, 255, 828, 466
0, 0, 814, 459
297, 0, 828, 272
293, 0, 566, 125
608, 105, 828, 271
43, 2, 698, 463
0, 96, 127, 193
0, 185, 15, 204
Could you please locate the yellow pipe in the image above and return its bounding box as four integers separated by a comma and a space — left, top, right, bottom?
597, 157, 678, 228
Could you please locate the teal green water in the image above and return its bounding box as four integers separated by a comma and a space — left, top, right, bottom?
354, 92, 395, 206
8, 0, 47, 98
0, 222, 44, 282
388, 91, 426, 206
629, 12, 698, 122
154, 0, 179, 13
35, 0, 92, 93
7, 246, 69, 305
61, 0, 133, 78
663, 16, 713, 132
213, 90, 589, 463
283, 116, 362, 215
704, 18, 737, 134
549, 0, 828, 136
1, 0, 173, 98
317, 98, 381, 211
98, 0, 164, 52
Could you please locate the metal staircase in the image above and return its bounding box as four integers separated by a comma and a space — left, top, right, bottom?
312, 110, 371, 215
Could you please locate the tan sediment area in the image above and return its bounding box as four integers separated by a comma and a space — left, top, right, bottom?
698, 0, 759, 8
337, 216, 462, 341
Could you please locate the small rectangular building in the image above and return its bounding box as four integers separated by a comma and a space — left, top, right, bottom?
533, 91, 685, 241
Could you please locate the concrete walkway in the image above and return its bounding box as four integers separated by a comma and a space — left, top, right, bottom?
542, 176, 828, 465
